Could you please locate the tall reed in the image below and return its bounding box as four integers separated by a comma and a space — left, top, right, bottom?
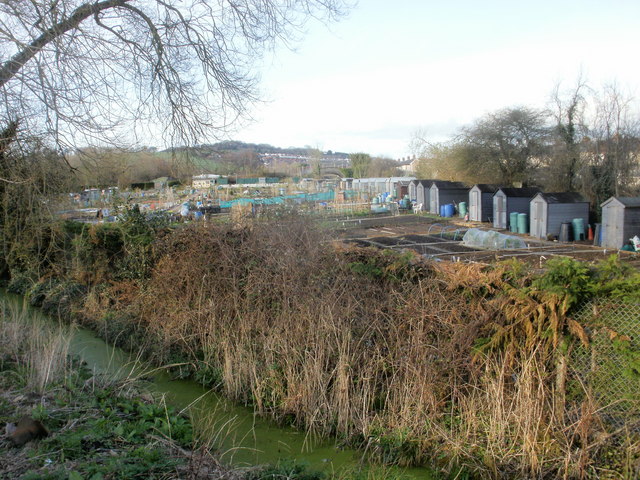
0, 299, 71, 391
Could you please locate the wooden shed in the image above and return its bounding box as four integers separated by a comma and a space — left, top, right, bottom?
529, 192, 589, 239
600, 197, 640, 249
397, 180, 411, 199
468, 184, 499, 222
493, 187, 540, 229
429, 181, 468, 215
409, 179, 436, 211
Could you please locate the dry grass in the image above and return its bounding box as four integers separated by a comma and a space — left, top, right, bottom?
0, 298, 71, 391
77, 216, 634, 478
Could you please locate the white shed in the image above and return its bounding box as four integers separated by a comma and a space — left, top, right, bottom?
601, 197, 640, 249
409, 179, 436, 211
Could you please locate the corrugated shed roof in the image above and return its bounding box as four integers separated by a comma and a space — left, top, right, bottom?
497, 187, 540, 197
537, 192, 587, 203
472, 184, 500, 193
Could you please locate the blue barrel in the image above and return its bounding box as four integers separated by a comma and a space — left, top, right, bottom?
517, 213, 529, 234
443, 203, 455, 218
440, 205, 445, 217
572, 218, 585, 241
593, 223, 602, 246
509, 212, 519, 232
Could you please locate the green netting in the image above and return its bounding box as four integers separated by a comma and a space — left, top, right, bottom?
220, 190, 335, 208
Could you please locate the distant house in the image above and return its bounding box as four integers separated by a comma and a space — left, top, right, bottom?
429, 181, 468, 215
398, 157, 420, 174
529, 192, 589, 239
600, 196, 640, 248
492, 187, 540, 229
468, 184, 499, 222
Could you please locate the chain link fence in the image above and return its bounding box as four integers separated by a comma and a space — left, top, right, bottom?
571, 300, 640, 430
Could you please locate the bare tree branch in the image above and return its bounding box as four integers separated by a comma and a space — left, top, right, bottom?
0, 0, 348, 151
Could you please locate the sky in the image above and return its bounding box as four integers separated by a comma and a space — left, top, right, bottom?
229, 0, 640, 159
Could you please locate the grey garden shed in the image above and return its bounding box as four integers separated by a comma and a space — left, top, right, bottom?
409, 179, 437, 211
529, 192, 589, 240
493, 187, 540, 229
600, 197, 640, 249
468, 184, 499, 222
429, 181, 468, 215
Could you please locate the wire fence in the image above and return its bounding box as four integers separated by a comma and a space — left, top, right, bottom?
571, 300, 640, 430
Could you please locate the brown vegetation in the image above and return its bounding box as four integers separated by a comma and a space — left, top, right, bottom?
72, 217, 639, 478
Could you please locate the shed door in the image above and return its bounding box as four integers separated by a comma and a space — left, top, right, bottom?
471, 191, 479, 221
603, 205, 622, 248
613, 206, 623, 246
430, 188, 437, 214
493, 195, 502, 228
531, 200, 544, 238
495, 196, 505, 228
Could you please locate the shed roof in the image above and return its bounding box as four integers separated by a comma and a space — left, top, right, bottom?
601, 196, 640, 208
472, 184, 500, 193
431, 180, 466, 189
535, 192, 587, 204
410, 179, 437, 186
497, 187, 540, 197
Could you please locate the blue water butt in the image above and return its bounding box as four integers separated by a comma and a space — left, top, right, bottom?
443, 204, 455, 217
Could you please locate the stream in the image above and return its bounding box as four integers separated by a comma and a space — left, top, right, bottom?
1, 290, 432, 479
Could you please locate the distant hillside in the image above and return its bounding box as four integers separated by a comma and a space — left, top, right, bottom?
163, 141, 349, 158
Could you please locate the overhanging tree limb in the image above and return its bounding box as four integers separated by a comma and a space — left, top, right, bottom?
0, 0, 130, 88
0, 1, 347, 148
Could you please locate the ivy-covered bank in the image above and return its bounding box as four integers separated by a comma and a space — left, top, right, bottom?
4, 211, 640, 479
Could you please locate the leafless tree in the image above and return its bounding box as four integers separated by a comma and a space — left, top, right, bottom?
0, 0, 347, 151
460, 106, 550, 186
582, 83, 640, 204
546, 77, 589, 191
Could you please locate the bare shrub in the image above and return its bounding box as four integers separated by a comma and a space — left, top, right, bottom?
77, 216, 634, 476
